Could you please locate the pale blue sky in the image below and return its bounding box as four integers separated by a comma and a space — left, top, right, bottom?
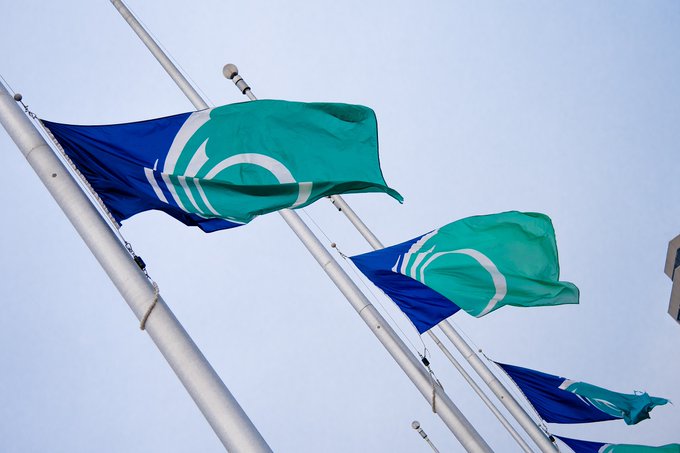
1, 1, 679, 451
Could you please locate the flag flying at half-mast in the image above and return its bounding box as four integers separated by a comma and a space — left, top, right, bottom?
350, 211, 579, 333
556, 435, 680, 453
43, 100, 402, 232
498, 362, 669, 425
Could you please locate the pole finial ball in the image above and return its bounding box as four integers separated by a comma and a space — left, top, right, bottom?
411, 421, 420, 429
13, 93, 22, 102
223, 64, 239, 79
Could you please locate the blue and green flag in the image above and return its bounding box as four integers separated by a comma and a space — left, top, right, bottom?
43, 100, 402, 232
351, 211, 578, 332
556, 435, 680, 453
498, 362, 669, 425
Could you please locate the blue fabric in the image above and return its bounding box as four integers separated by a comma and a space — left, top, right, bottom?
497, 362, 618, 424
350, 235, 461, 333
42, 114, 240, 233
556, 435, 606, 453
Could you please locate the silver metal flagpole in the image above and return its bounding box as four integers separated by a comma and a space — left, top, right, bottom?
428, 329, 533, 452
204, 52, 542, 451
412, 420, 441, 453
0, 84, 272, 453
329, 197, 534, 453
322, 174, 559, 453
109, 2, 493, 451
437, 322, 556, 452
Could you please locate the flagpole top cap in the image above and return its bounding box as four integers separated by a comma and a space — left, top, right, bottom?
223, 64, 239, 79
411, 421, 420, 429
13, 93, 22, 102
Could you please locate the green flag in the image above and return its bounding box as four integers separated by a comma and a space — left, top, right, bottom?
168, 100, 403, 223
561, 380, 669, 425
402, 211, 579, 316
352, 212, 579, 331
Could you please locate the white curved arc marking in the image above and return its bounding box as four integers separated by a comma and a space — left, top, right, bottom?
399, 230, 438, 275
558, 379, 575, 391
162, 173, 189, 212
409, 247, 435, 279
560, 380, 625, 416
178, 176, 201, 212
164, 110, 211, 173
590, 399, 622, 413
185, 138, 209, 176
159, 111, 315, 214
205, 153, 295, 181
194, 179, 221, 217
144, 168, 168, 203
204, 153, 312, 207
294, 182, 313, 208
418, 248, 507, 317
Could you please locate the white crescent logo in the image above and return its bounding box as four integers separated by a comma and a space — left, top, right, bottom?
396, 231, 507, 316
144, 109, 312, 220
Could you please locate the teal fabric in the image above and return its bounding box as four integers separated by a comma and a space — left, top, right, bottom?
563, 381, 669, 425
397, 211, 579, 317
166, 100, 402, 223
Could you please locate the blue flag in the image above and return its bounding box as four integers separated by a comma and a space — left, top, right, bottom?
350, 212, 578, 333
497, 362, 669, 425
556, 435, 680, 453
42, 100, 401, 232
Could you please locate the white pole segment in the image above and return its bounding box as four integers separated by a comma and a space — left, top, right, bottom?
427, 331, 533, 452
335, 206, 557, 453
336, 202, 557, 452
330, 203, 557, 453
412, 421, 441, 453
277, 206, 492, 453
0, 84, 272, 453
107, 2, 493, 448
318, 126, 559, 452
438, 321, 556, 452
328, 190, 537, 453
110, 0, 208, 110
220, 63, 493, 451
328, 193, 385, 250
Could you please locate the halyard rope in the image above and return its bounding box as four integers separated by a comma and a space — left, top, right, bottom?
20, 97, 161, 332
300, 209, 444, 412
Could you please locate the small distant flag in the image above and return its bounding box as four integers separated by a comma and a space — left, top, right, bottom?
498, 362, 669, 425
350, 211, 578, 333
43, 100, 402, 232
556, 435, 680, 453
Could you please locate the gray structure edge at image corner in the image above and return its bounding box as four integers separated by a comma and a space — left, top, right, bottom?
664, 234, 680, 324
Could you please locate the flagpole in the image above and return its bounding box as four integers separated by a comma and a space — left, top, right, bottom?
332, 195, 557, 453
412, 420, 441, 453
277, 195, 494, 453
427, 330, 533, 452
109, 2, 494, 451
314, 154, 560, 453
327, 200, 534, 452
437, 322, 556, 450
325, 184, 559, 453
330, 190, 534, 453
0, 84, 272, 453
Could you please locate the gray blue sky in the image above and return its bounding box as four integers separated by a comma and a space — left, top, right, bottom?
1, 1, 679, 451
